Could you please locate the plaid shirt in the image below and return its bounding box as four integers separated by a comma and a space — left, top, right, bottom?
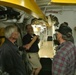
52, 41, 76, 75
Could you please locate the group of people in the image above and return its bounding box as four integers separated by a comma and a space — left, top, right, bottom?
0, 24, 42, 75
0, 21, 76, 75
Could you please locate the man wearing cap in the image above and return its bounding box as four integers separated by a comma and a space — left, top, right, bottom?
52, 26, 76, 75
59, 22, 74, 43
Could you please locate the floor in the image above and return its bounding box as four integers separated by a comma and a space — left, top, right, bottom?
38, 41, 55, 58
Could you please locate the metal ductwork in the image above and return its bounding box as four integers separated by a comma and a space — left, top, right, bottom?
0, 6, 20, 20
0, 0, 47, 21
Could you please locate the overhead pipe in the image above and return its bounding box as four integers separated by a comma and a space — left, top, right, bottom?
51, 0, 76, 4
0, 0, 47, 22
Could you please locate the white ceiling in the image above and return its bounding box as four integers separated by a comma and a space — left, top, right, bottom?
36, 0, 76, 13
36, 0, 50, 6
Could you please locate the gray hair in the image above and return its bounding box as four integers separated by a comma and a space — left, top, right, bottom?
62, 34, 74, 43
5, 25, 18, 38
62, 35, 69, 40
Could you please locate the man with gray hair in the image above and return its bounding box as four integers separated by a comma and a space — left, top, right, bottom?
52, 26, 76, 75
59, 22, 74, 43
0, 25, 26, 75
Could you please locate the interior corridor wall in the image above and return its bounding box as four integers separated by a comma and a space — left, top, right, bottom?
46, 10, 76, 45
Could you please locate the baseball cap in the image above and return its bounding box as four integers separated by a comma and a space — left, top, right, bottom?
59, 22, 72, 33
55, 26, 72, 37
59, 22, 68, 28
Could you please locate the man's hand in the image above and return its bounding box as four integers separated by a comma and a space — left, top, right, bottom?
33, 35, 38, 40
23, 44, 31, 50
23, 35, 40, 50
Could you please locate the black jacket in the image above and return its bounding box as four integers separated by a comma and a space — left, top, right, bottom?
0, 38, 26, 75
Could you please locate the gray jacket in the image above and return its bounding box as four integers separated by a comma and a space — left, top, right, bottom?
0, 38, 26, 75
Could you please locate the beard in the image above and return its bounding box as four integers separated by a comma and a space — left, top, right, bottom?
53, 33, 60, 45
53, 39, 60, 45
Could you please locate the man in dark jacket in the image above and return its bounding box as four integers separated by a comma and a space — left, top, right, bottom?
0, 25, 26, 75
